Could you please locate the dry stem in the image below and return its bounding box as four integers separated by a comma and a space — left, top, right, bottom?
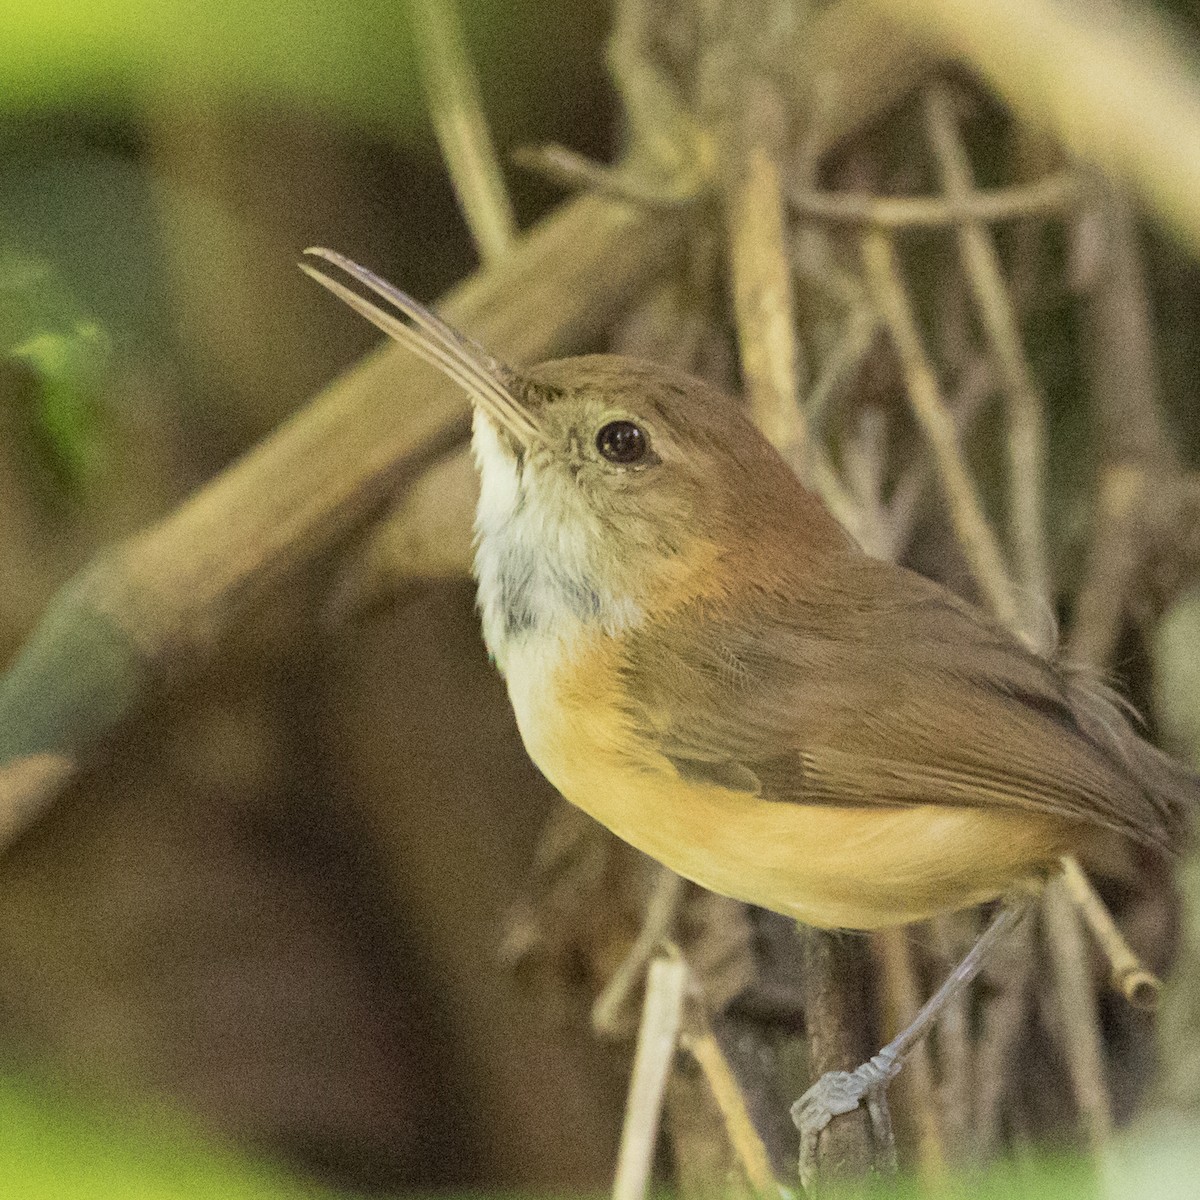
680, 1005, 784, 1196
727, 80, 809, 469
923, 81, 1051, 632
886, 0, 1200, 256
793, 171, 1078, 227
873, 927, 947, 1184
1066, 465, 1147, 669
1041, 879, 1113, 1148
594, 869, 688, 1038
1060, 855, 1161, 1010
613, 955, 689, 1200
408, 0, 517, 264
861, 229, 1024, 633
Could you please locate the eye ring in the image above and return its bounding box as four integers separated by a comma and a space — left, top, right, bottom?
596, 419, 649, 465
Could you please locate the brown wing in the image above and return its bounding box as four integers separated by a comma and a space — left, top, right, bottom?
621, 555, 1193, 851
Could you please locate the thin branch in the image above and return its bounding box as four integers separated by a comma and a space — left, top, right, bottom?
1066, 465, 1147, 668
793, 171, 1079, 227
1041, 880, 1113, 1148
804, 303, 879, 429
511, 143, 700, 207
873, 928, 947, 1184
408, 0, 517, 264
613, 956, 688, 1200
680, 1004, 784, 1197
809, 454, 888, 559
887, 353, 997, 562
1078, 184, 1176, 470
607, 0, 711, 192
930, 914, 975, 1160
1060, 854, 1161, 1010
861, 229, 1024, 633
923, 82, 1052, 633
594, 869, 689, 1038
972, 915, 1035, 1156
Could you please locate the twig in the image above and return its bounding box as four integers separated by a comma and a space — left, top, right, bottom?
613, 955, 688, 1200
861, 229, 1024, 633
680, 1005, 785, 1197
1066, 464, 1147, 668
1041, 879, 1113, 1148
407, 0, 517, 264
923, 82, 1051, 635
1068, 179, 1181, 665
511, 143, 700, 207
971, 915, 1034, 1156
1078, 184, 1176, 470
886, 353, 997, 561
515, 0, 709, 207
804, 303, 879, 430
890, 0, 1200, 257
808, 455, 886, 559
607, 0, 711, 195
1060, 855, 1161, 1010
594, 869, 689, 1038
873, 927, 946, 1184
793, 171, 1079, 227
930, 914, 975, 1160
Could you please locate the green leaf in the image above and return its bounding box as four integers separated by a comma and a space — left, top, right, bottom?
8, 322, 110, 490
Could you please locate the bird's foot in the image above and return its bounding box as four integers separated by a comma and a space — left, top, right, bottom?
790, 1048, 900, 1191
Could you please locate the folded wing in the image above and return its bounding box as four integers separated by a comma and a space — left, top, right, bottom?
621, 555, 1193, 852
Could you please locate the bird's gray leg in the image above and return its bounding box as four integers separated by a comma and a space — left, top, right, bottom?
791, 899, 1030, 1189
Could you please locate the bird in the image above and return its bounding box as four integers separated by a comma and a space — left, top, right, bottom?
301, 245, 1195, 1178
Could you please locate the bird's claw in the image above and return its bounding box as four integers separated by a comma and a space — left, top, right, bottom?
791, 1050, 900, 1191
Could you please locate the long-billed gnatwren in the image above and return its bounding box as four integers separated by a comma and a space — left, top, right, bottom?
302, 246, 1194, 1173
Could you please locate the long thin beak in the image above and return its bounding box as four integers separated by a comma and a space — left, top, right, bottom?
300, 247, 541, 444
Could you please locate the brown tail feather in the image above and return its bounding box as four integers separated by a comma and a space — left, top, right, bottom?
1063, 673, 1197, 848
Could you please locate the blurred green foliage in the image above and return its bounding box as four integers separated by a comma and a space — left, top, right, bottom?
0, 1075, 352, 1199
5, 1060, 1198, 1200
2, 0, 503, 135
9, 322, 109, 491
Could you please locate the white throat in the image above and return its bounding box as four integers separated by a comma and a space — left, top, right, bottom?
470, 413, 642, 672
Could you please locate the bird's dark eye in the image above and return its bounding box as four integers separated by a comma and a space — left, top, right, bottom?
596, 420, 648, 465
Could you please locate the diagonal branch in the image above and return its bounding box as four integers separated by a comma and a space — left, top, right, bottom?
861, 229, 1025, 633
923, 81, 1052, 627
0, 193, 682, 843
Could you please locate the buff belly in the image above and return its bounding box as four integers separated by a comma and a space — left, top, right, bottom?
502, 638, 1072, 931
